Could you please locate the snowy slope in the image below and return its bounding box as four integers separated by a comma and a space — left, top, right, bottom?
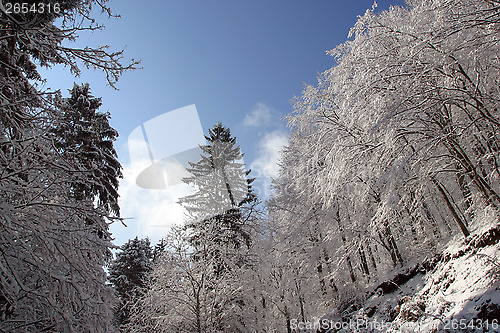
318, 224, 500, 333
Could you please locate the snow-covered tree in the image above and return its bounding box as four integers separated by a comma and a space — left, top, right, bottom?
129, 124, 265, 332
108, 237, 153, 329
0, 92, 121, 331
179, 123, 257, 275
127, 226, 262, 333
52, 83, 122, 216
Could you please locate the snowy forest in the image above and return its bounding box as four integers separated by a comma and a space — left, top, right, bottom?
1, 0, 500, 332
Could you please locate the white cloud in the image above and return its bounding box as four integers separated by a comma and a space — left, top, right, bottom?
243, 102, 272, 127
111, 138, 193, 246
250, 131, 288, 197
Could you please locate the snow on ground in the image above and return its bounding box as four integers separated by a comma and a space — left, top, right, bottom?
391, 238, 500, 333
318, 223, 500, 333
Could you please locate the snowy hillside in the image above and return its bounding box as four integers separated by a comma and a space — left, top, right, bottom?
318, 222, 500, 333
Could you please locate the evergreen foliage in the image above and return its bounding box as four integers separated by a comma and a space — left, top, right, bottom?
52, 83, 122, 216
108, 237, 153, 328
179, 123, 256, 273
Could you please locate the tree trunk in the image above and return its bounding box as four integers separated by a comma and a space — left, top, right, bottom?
457, 166, 473, 221
335, 207, 356, 283
377, 224, 404, 267
358, 243, 370, 276
367, 243, 377, 273
431, 176, 470, 237
446, 137, 499, 208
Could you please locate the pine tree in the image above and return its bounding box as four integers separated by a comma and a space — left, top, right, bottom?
108, 237, 153, 328
179, 123, 256, 274
152, 238, 167, 262
52, 83, 122, 216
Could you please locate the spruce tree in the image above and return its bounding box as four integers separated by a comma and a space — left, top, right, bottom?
52, 83, 122, 216
179, 123, 256, 274
108, 237, 153, 328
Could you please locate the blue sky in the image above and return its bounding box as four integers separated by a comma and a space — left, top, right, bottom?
41, 0, 406, 245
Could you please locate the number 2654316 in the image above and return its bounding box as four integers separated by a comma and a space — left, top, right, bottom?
3, 2, 61, 15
